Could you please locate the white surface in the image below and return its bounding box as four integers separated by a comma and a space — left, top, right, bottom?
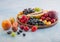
0, 0, 60, 42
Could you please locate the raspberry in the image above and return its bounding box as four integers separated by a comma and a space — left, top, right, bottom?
31, 26, 37, 32
21, 20, 26, 23
21, 15, 27, 19
20, 25, 24, 30
24, 26, 29, 32
19, 15, 29, 23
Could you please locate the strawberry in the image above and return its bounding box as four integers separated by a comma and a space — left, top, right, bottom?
24, 26, 29, 32
31, 26, 37, 32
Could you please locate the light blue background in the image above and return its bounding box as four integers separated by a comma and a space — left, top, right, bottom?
0, 0, 60, 42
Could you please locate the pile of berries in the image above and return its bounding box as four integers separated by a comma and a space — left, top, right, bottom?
19, 15, 29, 23
40, 11, 57, 25
22, 8, 42, 15
20, 25, 37, 32
23, 8, 35, 15
1, 7, 58, 37
6, 25, 38, 37
27, 17, 44, 25
2, 17, 38, 37
19, 10, 57, 26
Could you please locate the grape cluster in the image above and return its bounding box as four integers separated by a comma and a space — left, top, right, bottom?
27, 17, 44, 25
23, 8, 35, 15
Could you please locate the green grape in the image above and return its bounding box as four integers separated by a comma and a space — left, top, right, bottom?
34, 7, 42, 12
11, 32, 16, 37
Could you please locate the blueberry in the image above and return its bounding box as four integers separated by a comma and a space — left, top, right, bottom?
28, 8, 32, 10
7, 31, 12, 34
28, 8, 34, 13
35, 23, 38, 25
31, 10, 35, 13
27, 17, 44, 25
23, 8, 35, 15
32, 22, 35, 25
23, 33, 26, 37
38, 21, 44, 25
33, 19, 36, 21
23, 9, 28, 15
23, 11, 28, 15
17, 32, 20, 35
19, 30, 23, 33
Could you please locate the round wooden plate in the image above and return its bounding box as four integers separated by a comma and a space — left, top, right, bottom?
17, 12, 58, 29
17, 18, 58, 29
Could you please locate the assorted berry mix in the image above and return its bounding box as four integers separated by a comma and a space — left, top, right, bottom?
1, 7, 58, 37
18, 10, 57, 26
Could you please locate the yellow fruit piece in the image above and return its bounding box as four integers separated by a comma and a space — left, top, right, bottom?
19, 11, 23, 15
46, 21, 51, 26
2, 20, 11, 30
18, 11, 23, 16
9, 17, 15, 24
27, 13, 44, 19
43, 20, 47, 24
